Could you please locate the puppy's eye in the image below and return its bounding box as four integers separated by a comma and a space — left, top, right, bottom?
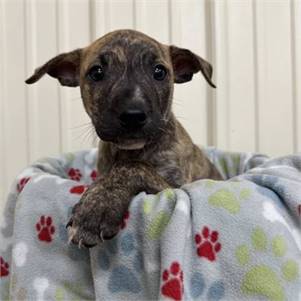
88, 65, 104, 81
153, 64, 167, 81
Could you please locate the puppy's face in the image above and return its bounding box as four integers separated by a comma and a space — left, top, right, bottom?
26, 30, 215, 149
81, 31, 174, 149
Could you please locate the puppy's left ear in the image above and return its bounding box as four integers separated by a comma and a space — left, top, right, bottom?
169, 46, 216, 88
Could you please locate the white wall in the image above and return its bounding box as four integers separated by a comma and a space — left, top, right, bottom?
1, 0, 301, 215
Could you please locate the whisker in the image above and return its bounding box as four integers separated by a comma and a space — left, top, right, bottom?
175, 115, 187, 121
172, 102, 183, 108
173, 97, 186, 103
71, 122, 97, 146
72, 129, 91, 143
69, 122, 93, 130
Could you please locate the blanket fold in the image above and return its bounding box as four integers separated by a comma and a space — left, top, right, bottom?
0, 148, 300, 301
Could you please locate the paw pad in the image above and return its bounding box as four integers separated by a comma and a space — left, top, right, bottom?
17, 177, 31, 193
161, 261, 184, 301
69, 185, 88, 195
90, 170, 98, 182
0, 256, 9, 277
68, 168, 82, 181
195, 226, 221, 262
36, 215, 55, 242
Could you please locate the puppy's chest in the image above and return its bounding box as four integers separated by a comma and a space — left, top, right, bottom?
145, 153, 186, 187
98, 143, 191, 187
125, 151, 185, 187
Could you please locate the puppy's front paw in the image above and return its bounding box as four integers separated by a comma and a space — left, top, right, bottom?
66, 184, 126, 248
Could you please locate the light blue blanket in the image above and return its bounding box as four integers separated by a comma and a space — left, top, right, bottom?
0, 148, 300, 300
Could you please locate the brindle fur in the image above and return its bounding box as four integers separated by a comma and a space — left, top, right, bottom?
26, 29, 222, 247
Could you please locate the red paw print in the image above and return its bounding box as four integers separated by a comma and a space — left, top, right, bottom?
195, 226, 221, 261
90, 170, 98, 182
68, 168, 82, 181
36, 216, 55, 242
0, 256, 9, 277
17, 177, 31, 193
120, 211, 130, 229
161, 262, 184, 301
69, 185, 88, 195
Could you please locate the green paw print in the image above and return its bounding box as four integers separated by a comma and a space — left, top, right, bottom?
143, 189, 175, 240
64, 152, 75, 164
1, 281, 10, 301
55, 288, 65, 301
203, 179, 219, 189
218, 153, 241, 176
208, 185, 251, 214
54, 282, 87, 301
236, 227, 299, 301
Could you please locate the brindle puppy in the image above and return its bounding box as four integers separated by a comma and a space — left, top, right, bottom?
26, 29, 222, 247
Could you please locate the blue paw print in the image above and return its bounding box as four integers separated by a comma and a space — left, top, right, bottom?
190, 272, 225, 301
98, 238, 118, 270
120, 233, 144, 272
108, 266, 141, 294
98, 232, 142, 294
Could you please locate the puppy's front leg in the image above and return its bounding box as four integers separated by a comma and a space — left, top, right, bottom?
67, 162, 170, 247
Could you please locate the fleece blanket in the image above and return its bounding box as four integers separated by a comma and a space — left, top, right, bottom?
0, 148, 301, 301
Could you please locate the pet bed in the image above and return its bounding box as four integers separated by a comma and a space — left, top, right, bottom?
0, 147, 300, 301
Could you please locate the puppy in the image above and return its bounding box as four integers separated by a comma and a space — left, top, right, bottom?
26, 29, 222, 247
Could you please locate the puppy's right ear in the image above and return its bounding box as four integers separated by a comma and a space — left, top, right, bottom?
25, 49, 81, 87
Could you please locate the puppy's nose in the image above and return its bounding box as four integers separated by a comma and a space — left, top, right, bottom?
119, 109, 147, 129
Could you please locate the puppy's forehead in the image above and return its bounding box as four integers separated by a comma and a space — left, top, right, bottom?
82, 30, 169, 67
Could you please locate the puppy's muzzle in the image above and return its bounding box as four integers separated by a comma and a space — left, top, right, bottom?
119, 109, 147, 130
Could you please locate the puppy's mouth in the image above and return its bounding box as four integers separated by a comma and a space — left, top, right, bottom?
95, 127, 147, 150
115, 138, 146, 150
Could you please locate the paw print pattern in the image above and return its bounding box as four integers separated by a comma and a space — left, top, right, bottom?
236, 227, 299, 301
120, 211, 130, 229
98, 238, 118, 271
68, 168, 82, 181
195, 226, 221, 262
36, 216, 55, 242
0, 256, 9, 277
99, 233, 142, 294
208, 186, 251, 214
90, 170, 98, 182
143, 191, 175, 240
17, 177, 31, 193
161, 262, 184, 301
190, 272, 225, 300
69, 185, 88, 195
